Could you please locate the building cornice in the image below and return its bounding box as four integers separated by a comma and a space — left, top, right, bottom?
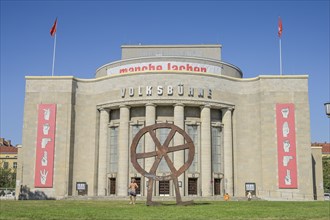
25, 73, 309, 83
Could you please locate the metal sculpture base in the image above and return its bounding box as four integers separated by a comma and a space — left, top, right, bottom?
145, 177, 194, 206
146, 200, 194, 206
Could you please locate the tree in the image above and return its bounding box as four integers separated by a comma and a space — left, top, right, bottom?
323, 157, 330, 193
0, 162, 16, 188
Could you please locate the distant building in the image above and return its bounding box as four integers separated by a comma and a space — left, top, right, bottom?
0, 138, 18, 170
312, 142, 330, 157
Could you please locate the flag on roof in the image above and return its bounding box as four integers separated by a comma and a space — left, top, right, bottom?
278, 17, 283, 38
50, 18, 57, 37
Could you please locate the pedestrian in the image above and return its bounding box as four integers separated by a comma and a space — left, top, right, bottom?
247, 191, 252, 201
128, 178, 138, 205
224, 193, 230, 201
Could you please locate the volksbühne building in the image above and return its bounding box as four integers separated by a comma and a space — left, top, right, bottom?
16, 45, 324, 200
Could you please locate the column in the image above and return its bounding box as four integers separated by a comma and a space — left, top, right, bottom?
223, 108, 233, 196
174, 103, 184, 196
117, 105, 130, 196
97, 108, 109, 196
144, 103, 156, 195
200, 105, 212, 196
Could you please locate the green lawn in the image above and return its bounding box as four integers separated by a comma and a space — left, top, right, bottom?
0, 200, 329, 220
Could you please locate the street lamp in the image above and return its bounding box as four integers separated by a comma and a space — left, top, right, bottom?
324, 102, 330, 118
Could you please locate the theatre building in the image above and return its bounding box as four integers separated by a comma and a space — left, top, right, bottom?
16, 45, 324, 200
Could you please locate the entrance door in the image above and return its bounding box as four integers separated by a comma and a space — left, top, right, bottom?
188, 178, 198, 195
109, 178, 116, 195
159, 180, 170, 195
214, 178, 221, 195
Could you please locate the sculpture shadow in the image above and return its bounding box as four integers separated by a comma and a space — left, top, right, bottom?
153, 201, 211, 206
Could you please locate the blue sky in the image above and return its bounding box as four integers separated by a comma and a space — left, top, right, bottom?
1, 0, 329, 145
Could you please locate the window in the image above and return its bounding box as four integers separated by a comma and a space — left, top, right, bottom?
109, 126, 119, 172
214, 178, 221, 195
159, 180, 170, 195
109, 178, 116, 195
13, 162, 17, 169
3, 162, 9, 169
131, 124, 144, 170
187, 125, 198, 173
158, 128, 171, 173
188, 178, 198, 195
211, 127, 222, 173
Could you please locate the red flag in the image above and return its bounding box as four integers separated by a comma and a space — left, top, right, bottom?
278, 17, 283, 38
50, 18, 57, 37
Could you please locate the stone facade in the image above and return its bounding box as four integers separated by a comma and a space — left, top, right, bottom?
16, 45, 323, 200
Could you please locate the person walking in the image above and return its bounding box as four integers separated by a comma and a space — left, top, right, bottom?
128, 179, 139, 205
247, 191, 252, 201
224, 193, 230, 201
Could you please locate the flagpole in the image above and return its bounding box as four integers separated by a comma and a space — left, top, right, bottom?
278, 16, 283, 76
51, 33, 57, 77
279, 37, 282, 76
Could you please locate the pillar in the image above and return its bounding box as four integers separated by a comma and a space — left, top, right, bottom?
223, 108, 233, 196
97, 108, 109, 196
201, 105, 212, 196
174, 103, 184, 196
144, 103, 156, 195
117, 105, 130, 196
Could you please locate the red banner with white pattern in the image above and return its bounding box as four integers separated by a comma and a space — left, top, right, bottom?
276, 103, 298, 188
34, 104, 56, 188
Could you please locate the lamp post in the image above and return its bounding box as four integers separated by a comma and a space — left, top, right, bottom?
324, 102, 330, 118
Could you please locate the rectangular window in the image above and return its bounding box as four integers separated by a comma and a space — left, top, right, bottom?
188, 178, 198, 195
211, 127, 222, 173
3, 162, 8, 169
109, 127, 119, 172
214, 178, 221, 195
159, 180, 170, 195
13, 162, 17, 169
109, 178, 116, 195
187, 125, 198, 173
158, 128, 171, 173
131, 125, 144, 171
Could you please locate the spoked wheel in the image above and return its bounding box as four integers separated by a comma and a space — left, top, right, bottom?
130, 123, 195, 205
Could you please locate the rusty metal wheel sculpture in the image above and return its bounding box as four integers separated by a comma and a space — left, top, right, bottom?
130, 123, 195, 205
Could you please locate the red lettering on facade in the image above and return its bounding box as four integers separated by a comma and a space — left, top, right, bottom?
135, 66, 141, 72
120, 63, 208, 74
120, 68, 128, 73
186, 64, 193, 71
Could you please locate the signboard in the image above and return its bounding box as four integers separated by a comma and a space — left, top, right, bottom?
276, 103, 298, 188
107, 61, 222, 75
34, 104, 56, 188
76, 182, 88, 195
245, 182, 256, 195
76, 182, 87, 190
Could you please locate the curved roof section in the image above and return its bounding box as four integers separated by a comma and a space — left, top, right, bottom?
95, 44, 243, 78
96, 56, 242, 78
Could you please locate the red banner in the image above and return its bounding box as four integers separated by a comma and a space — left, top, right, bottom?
34, 104, 56, 188
276, 103, 297, 188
